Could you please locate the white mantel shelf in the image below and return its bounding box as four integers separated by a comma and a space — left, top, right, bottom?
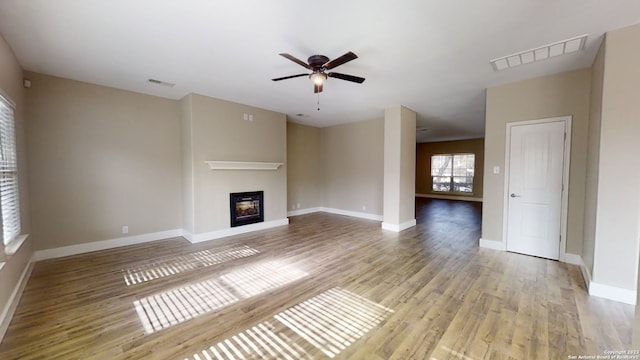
205, 161, 284, 170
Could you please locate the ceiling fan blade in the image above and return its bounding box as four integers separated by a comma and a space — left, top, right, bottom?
279, 53, 312, 70
323, 51, 358, 70
314, 84, 323, 93
272, 73, 309, 81
327, 72, 365, 84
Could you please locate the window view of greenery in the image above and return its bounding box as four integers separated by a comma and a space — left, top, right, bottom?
431, 154, 475, 193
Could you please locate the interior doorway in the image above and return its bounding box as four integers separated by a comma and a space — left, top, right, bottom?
504, 116, 571, 260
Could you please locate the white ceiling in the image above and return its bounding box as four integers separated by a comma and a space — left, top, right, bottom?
1, 1, 639, 142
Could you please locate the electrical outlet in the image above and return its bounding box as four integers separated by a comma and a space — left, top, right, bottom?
362, 205, 367, 211
296, 203, 300, 209
122, 226, 129, 234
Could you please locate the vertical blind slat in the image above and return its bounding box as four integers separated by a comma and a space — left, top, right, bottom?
0, 96, 20, 245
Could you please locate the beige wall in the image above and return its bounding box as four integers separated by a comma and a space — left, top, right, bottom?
398, 107, 417, 223
187, 94, 287, 234
0, 34, 33, 336
287, 122, 322, 211
25, 72, 182, 249
382, 106, 417, 227
180, 95, 195, 234
483, 68, 591, 255
321, 117, 384, 215
416, 138, 484, 198
592, 24, 640, 291
583, 40, 605, 277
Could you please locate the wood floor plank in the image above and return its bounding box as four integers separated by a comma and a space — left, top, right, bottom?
0, 198, 633, 359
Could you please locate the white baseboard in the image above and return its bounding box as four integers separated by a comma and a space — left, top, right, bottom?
566, 254, 635, 305
0, 260, 34, 342
416, 193, 483, 202
318, 207, 384, 221
186, 218, 289, 243
288, 207, 383, 222
566, 253, 591, 290
578, 257, 593, 289
33, 229, 183, 261
381, 219, 416, 232
479, 238, 505, 251
287, 207, 322, 217
589, 281, 636, 305
181, 229, 194, 243
563, 253, 582, 265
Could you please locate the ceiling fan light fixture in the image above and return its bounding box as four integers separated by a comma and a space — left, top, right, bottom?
273, 52, 364, 93
309, 72, 327, 85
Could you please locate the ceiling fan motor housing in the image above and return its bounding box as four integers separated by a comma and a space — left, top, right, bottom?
308, 55, 330, 69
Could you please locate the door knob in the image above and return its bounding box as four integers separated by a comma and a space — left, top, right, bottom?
510, 193, 520, 198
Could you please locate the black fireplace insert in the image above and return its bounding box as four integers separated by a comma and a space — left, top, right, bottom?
230, 191, 264, 227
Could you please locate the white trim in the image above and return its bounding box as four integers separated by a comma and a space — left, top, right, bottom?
502, 116, 572, 261
558, 117, 573, 262
181, 229, 194, 243
589, 282, 636, 305
287, 207, 322, 217
320, 207, 384, 221
4, 234, 29, 256
381, 219, 416, 232
563, 253, 583, 265
416, 193, 483, 202
205, 161, 284, 170
568, 254, 635, 305
578, 256, 593, 290
186, 218, 289, 243
0, 260, 34, 341
33, 229, 183, 261
479, 238, 505, 251
566, 253, 590, 293
287, 207, 383, 221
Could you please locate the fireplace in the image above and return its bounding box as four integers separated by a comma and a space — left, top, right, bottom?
230, 191, 264, 227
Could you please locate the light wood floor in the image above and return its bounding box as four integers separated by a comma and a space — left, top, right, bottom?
0, 199, 633, 359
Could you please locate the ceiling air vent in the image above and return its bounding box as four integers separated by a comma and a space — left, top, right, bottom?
490, 34, 588, 71
147, 78, 175, 87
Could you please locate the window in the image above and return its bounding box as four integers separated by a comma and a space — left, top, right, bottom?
431, 153, 475, 193
0, 95, 20, 245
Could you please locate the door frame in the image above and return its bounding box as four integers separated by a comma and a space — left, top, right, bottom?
501, 116, 572, 262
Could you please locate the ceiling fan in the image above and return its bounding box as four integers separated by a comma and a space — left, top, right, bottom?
272, 51, 365, 93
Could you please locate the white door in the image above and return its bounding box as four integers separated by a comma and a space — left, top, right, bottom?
506, 120, 566, 260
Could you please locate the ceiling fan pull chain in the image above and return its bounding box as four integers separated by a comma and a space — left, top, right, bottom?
317, 93, 320, 111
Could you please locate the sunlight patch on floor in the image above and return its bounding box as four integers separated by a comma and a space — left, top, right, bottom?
221, 261, 308, 298
275, 287, 394, 358
134, 278, 238, 334
185, 287, 394, 359
192, 321, 313, 360
134, 260, 307, 334
123, 245, 260, 285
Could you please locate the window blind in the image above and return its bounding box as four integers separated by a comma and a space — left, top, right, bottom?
0, 95, 20, 245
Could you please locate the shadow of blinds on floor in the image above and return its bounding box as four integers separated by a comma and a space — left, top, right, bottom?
186, 287, 394, 359
123, 245, 261, 285
134, 260, 308, 334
